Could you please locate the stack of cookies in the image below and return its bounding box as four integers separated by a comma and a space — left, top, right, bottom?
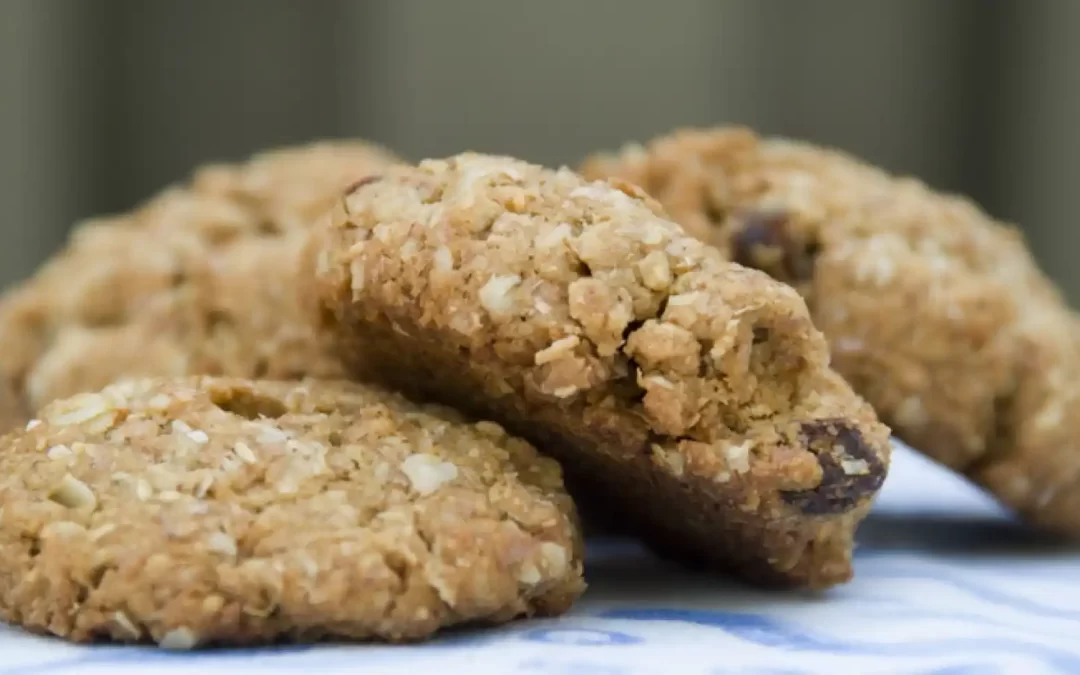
0, 127, 1074, 649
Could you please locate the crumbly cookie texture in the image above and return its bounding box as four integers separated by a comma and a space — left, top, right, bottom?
306, 153, 892, 589
0, 141, 398, 430
581, 127, 1080, 536
0, 377, 584, 646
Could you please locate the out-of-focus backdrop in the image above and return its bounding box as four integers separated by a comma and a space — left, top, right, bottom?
2, 1, 1078, 298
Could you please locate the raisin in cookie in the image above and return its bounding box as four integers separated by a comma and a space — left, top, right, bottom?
305, 153, 891, 589
0, 141, 398, 430
581, 127, 1080, 536
0, 377, 583, 646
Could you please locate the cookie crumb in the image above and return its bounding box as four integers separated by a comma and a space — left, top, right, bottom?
534, 336, 581, 366
234, 441, 258, 464
400, 453, 459, 495
46, 444, 72, 460
206, 531, 238, 557
479, 275, 522, 316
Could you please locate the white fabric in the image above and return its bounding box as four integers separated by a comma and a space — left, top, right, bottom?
3, 440, 1078, 675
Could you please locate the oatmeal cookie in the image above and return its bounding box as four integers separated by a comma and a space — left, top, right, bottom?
306, 153, 892, 588
581, 127, 1080, 535
0, 377, 583, 646
0, 141, 398, 428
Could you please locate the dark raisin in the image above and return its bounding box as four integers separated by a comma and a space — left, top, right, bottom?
780, 419, 886, 515
731, 209, 818, 284
733, 209, 786, 264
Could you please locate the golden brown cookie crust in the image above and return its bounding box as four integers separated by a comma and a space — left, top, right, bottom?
581, 127, 1080, 535
0, 377, 584, 646
307, 153, 892, 589
0, 140, 399, 426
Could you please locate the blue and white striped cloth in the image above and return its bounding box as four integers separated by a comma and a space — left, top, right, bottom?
3, 441, 1078, 675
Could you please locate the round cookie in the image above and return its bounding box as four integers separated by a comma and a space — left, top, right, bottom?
581, 127, 1080, 535
0, 140, 399, 430
20, 231, 349, 409
0, 377, 584, 646
306, 153, 892, 589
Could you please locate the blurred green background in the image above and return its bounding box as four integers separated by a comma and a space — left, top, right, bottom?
2, 0, 1078, 299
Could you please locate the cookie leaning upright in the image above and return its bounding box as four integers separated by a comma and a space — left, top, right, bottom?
0, 377, 584, 646
306, 153, 891, 589
581, 127, 1080, 536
